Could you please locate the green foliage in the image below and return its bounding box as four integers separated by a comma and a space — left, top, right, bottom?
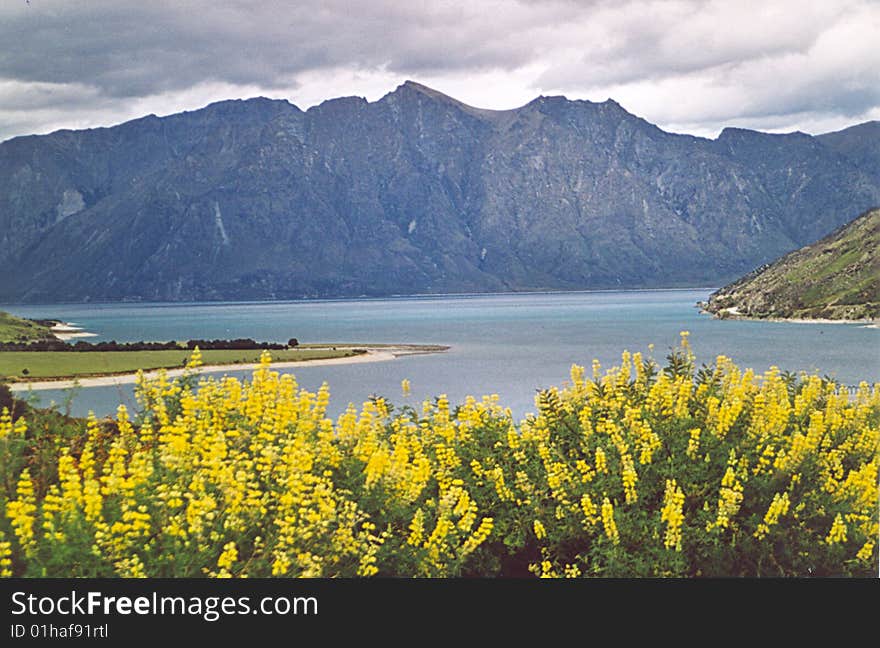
0, 341, 877, 578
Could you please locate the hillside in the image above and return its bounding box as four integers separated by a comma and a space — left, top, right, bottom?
703, 208, 880, 321
1, 81, 879, 302
817, 121, 880, 180
0, 311, 56, 343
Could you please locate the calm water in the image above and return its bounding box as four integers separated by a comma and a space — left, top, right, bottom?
4, 290, 879, 419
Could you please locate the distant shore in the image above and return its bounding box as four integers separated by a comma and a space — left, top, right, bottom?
698, 304, 878, 327
8, 344, 449, 391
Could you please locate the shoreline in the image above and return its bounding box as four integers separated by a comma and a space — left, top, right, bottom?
9, 345, 448, 391
0, 286, 720, 309
50, 321, 99, 341
699, 307, 878, 327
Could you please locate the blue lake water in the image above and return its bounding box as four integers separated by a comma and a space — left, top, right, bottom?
4, 290, 879, 419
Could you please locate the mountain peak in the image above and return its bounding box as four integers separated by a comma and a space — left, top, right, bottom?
389, 80, 470, 106
400, 79, 438, 93
383, 80, 514, 120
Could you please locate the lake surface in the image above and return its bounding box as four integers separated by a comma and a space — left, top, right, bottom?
4, 290, 879, 419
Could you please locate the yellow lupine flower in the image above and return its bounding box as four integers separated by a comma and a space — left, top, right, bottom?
533, 519, 547, 540
217, 541, 238, 572
0, 407, 11, 439
580, 494, 597, 526
570, 364, 586, 390
0, 337, 877, 578
754, 492, 791, 540
826, 514, 847, 545
856, 541, 875, 562
594, 447, 608, 474
708, 466, 744, 531
661, 479, 685, 551
621, 454, 638, 504
186, 346, 203, 368
563, 563, 582, 578
687, 428, 701, 459
0, 533, 13, 578
601, 497, 620, 545
461, 517, 494, 556
0, 407, 26, 439
6, 470, 37, 558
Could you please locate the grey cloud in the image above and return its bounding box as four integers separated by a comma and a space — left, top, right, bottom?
0, 0, 877, 141
2, 1, 539, 97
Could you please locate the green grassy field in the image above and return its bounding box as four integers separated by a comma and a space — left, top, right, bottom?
0, 348, 362, 381
0, 311, 55, 344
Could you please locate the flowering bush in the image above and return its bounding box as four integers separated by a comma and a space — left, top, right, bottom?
1, 334, 877, 577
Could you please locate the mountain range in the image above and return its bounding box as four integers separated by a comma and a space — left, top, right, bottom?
1, 81, 878, 303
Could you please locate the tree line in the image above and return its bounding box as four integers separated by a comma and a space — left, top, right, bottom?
0, 337, 299, 352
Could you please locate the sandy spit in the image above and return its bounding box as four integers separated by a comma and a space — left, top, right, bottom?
50, 321, 99, 341
10, 346, 443, 392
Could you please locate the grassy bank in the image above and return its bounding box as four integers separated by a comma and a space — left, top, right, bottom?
705, 207, 879, 321
0, 347, 361, 381
0, 312, 55, 344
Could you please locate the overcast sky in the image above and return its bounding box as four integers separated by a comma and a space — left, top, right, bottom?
2, 0, 878, 142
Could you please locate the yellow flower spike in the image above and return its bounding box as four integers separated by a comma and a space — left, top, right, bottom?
687, 428, 701, 459
217, 541, 238, 572
570, 364, 585, 389
533, 519, 547, 540
461, 517, 494, 556
0, 407, 18, 439
708, 466, 744, 531
591, 359, 602, 381
826, 514, 848, 545
0, 406, 9, 430
186, 346, 203, 369
580, 494, 597, 525
6, 470, 37, 558
594, 447, 608, 474
407, 509, 426, 546
621, 454, 638, 504
601, 497, 620, 545
57, 453, 84, 511
618, 350, 632, 387
660, 479, 685, 551
674, 377, 692, 418
856, 540, 875, 562
0, 531, 13, 578
401, 379, 411, 397
754, 492, 790, 540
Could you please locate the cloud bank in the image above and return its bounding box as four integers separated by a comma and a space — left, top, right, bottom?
1, 0, 878, 141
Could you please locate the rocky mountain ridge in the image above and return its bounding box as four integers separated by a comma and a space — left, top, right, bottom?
1, 81, 878, 302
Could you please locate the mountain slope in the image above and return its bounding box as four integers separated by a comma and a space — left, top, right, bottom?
703, 208, 880, 321
1, 81, 879, 303
818, 121, 880, 181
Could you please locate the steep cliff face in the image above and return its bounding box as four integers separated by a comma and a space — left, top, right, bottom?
704, 207, 880, 321
0, 81, 877, 303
